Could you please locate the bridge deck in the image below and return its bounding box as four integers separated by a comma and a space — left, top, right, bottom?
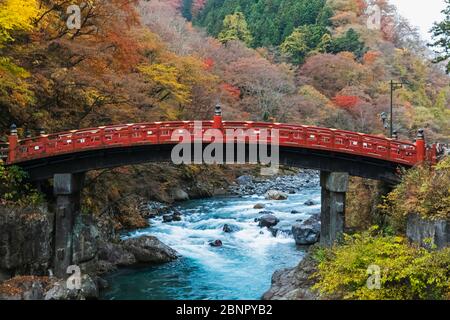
4, 121, 432, 167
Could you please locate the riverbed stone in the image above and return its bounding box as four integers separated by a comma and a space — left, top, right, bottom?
97, 241, 136, 267
258, 214, 280, 228
172, 214, 182, 222
170, 188, 190, 201
122, 236, 178, 264
254, 203, 265, 209
223, 224, 240, 233
237, 175, 253, 185
162, 214, 174, 223
209, 240, 223, 247
262, 252, 319, 300
292, 215, 321, 245
265, 190, 288, 200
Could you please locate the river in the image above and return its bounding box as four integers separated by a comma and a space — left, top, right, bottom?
100, 174, 321, 300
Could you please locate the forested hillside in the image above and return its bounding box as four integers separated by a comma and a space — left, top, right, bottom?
0, 0, 449, 142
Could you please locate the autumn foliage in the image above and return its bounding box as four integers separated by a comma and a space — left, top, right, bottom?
333, 95, 360, 109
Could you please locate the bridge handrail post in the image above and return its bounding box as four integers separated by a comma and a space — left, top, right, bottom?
7, 124, 18, 163
213, 104, 223, 129
415, 129, 426, 163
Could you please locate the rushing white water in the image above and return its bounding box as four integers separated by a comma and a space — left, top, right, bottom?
101, 183, 321, 300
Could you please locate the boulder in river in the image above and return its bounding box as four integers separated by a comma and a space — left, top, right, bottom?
265, 190, 288, 201
170, 188, 190, 201
304, 199, 316, 206
237, 175, 253, 185
253, 203, 265, 209
122, 236, 178, 264
269, 226, 293, 237
98, 241, 136, 267
162, 214, 174, 223
292, 215, 321, 245
172, 214, 182, 222
258, 214, 280, 228
291, 210, 301, 214
223, 224, 240, 233
209, 240, 223, 247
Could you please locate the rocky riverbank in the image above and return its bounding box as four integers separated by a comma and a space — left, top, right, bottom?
0, 166, 323, 300
262, 247, 320, 300
0, 203, 181, 300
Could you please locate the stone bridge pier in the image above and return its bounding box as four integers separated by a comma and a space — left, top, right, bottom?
320, 171, 349, 246
53, 173, 85, 278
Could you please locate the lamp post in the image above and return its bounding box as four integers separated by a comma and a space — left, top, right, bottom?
389, 80, 404, 138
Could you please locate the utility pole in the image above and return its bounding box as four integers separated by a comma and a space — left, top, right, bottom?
389, 80, 404, 138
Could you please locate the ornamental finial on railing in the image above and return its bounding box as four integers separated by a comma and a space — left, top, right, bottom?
213, 103, 223, 129
10, 123, 17, 136
417, 128, 425, 140
392, 130, 398, 140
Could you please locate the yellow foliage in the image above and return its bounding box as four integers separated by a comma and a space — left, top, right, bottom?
139, 63, 191, 104
0, 0, 40, 44
138, 54, 218, 108
313, 227, 450, 300
0, 56, 34, 107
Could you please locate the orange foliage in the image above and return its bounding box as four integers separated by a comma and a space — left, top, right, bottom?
222, 83, 241, 99
333, 95, 360, 109
203, 58, 215, 71
355, 0, 367, 16
363, 50, 381, 65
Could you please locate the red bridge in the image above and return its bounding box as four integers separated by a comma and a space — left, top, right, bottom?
2, 112, 437, 183
0, 110, 441, 277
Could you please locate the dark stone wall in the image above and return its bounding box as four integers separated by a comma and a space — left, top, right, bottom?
0, 206, 53, 276
406, 213, 449, 249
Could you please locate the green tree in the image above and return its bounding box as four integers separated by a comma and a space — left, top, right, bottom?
218, 11, 253, 46
182, 0, 193, 21
280, 25, 329, 64
327, 28, 366, 58
429, 0, 450, 73
195, 0, 331, 48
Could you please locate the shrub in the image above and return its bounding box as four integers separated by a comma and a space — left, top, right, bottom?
0, 162, 42, 206
312, 227, 450, 300
379, 157, 450, 231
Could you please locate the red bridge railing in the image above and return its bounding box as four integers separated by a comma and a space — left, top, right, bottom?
4, 120, 434, 166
